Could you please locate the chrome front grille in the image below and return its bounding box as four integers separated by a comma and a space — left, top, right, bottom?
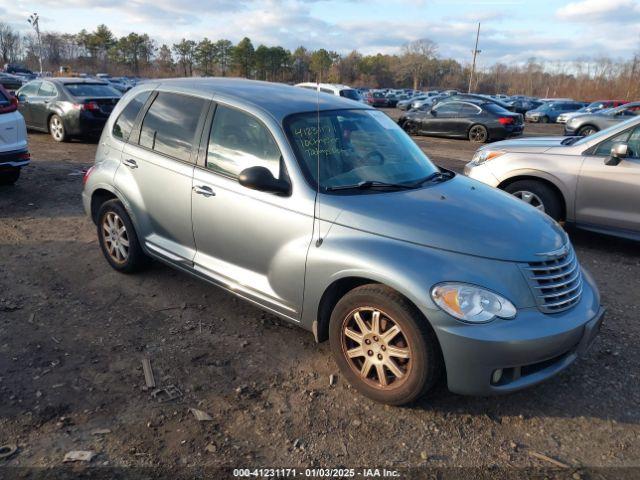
523, 246, 583, 313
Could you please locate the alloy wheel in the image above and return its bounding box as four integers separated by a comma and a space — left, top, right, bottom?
340, 307, 412, 389
512, 190, 545, 212
50, 117, 64, 141
580, 127, 597, 136
469, 125, 487, 142
101, 212, 130, 264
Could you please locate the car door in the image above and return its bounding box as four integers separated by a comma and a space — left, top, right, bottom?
191, 102, 314, 319
16, 81, 41, 126
576, 125, 640, 233
114, 90, 209, 263
31, 81, 58, 130
426, 102, 462, 135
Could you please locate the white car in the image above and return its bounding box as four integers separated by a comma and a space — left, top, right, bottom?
0, 86, 29, 185
295, 82, 364, 103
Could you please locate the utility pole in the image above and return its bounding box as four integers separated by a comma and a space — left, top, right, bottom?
27, 13, 43, 75
468, 22, 481, 93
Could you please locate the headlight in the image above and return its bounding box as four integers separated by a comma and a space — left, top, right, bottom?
471, 149, 506, 165
431, 283, 517, 323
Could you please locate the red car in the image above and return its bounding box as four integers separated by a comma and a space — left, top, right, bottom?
366, 91, 389, 108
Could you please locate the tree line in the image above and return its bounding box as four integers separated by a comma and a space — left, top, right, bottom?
1, 23, 638, 101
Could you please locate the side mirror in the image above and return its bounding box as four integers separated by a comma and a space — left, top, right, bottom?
605, 142, 628, 166
238, 166, 290, 195
430, 109, 437, 116
17, 93, 26, 102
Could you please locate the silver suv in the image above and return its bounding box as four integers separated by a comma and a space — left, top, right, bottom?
83, 79, 603, 405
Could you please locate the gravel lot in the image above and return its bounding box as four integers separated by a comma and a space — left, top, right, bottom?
0, 110, 638, 476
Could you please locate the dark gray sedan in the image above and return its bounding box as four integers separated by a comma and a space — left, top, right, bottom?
16, 78, 121, 142
564, 101, 640, 136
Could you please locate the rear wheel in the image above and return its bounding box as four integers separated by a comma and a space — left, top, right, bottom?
577, 125, 598, 137
468, 124, 488, 143
97, 199, 149, 273
504, 180, 562, 220
329, 284, 442, 405
0, 169, 20, 185
49, 115, 68, 142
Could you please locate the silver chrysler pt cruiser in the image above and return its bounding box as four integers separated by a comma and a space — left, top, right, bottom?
83, 78, 604, 405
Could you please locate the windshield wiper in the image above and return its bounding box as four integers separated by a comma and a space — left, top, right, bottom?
326, 180, 417, 191
409, 170, 454, 187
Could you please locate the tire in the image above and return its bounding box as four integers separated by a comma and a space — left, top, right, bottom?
329, 284, 442, 405
49, 114, 68, 142
468, 124, 488, 143
577, 125, 598, 137
504, 180, 562, 220
97, 199, 149, 273
540, 116, 549, 124
0, 169, 20, 185
403, 121, 419, 136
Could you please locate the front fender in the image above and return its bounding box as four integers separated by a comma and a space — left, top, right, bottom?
495, 167, 575, 220
301, 223, 535, 333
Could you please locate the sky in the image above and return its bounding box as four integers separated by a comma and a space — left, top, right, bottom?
1, 0, 639, 67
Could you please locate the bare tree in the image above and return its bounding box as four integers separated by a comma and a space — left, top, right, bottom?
397, 38, 438, 90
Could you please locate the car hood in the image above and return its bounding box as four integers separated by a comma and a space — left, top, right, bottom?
480, 136, 569, 153
324, 175, 566, 262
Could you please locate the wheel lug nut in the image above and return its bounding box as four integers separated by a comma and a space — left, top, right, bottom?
377, 354, 383, 360
373, 336, 379, 342
381, 345, 386, 351
367, 350, 373, 356
365, 339, 371, 345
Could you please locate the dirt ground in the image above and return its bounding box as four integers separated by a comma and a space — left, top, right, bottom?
1, 111, 639, 477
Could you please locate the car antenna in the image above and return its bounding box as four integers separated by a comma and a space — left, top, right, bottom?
315, 74, 323, 247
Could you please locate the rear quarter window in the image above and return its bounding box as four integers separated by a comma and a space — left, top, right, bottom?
112, 90, 152, 141
138, 92, 208, 162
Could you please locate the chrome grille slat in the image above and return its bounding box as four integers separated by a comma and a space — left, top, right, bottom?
530, 262, 578, 281
526, 251, 576, 272
532, 268, 581, 289
522, 245, 583, 313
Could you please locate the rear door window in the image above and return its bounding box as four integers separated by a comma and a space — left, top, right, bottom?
112, 90, 152, 141
139, 92, 208, 162
206, 104, 282, 179
38, 82, 57, 97
433, 102, 462, 116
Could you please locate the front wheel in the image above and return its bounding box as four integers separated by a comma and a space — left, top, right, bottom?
504, 180, 562, 220
49, 114, 68, 142
329, 284, 442, 405
468, 124, 488, 143
578, 125, 598, 137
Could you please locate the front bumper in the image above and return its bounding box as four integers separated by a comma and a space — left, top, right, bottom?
564, 124, 578, 135
432, 270, 603, 395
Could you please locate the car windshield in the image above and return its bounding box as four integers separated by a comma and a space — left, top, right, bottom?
284, 109, 439, 192
340, 89, 361, 101
64, 83, 121, 97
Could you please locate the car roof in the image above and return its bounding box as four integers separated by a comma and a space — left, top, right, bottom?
155, 78, 370, 121
295, 82, 353, 91
46, 78, 110, 85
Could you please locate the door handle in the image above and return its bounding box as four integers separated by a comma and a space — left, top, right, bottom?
122, 158, 138, 169
193, 185, 215, 197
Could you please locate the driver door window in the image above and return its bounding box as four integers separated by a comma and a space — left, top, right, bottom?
207, 105, 281, 179
593, 129, 632, 157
